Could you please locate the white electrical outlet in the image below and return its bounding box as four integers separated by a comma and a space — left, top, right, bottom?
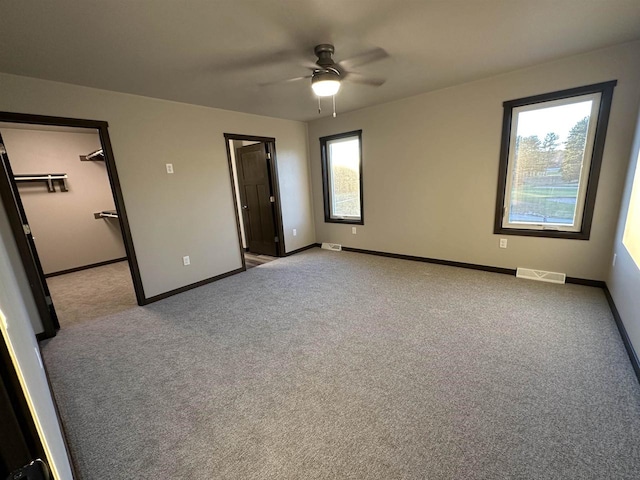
293, 229, 297, 236
499, 238, 508, 249
613, 253, 617, 266
182, 255, 190, 266
352, 227, 357, 234
166, 163, 174, 174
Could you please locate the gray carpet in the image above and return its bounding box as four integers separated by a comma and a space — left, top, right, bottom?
40, 248, 640, 479
46, 261, 137, 328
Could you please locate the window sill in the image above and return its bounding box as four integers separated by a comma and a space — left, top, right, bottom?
325, 217, 364, 225
494, 226, 589, 240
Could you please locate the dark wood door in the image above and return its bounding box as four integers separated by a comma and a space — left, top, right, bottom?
0, 133, 59, 336
236, 143, 278, 256
0, 332, 49, 477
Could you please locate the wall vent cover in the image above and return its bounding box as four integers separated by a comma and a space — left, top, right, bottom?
321, 242, 342, 251
516, 268, 566, 284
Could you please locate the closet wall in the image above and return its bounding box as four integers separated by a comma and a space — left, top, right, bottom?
1, 127, 126, 275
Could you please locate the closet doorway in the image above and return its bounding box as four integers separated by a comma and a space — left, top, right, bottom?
0, 112, 144, 339
224, 134, 285, 269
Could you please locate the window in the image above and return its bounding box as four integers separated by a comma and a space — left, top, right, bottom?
623, 147, 640, 269
494, 81, 616, 239
320, 130, 363, 224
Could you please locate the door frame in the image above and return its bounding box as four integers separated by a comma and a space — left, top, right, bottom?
224, 133, 286, 258
0, 111, 145, 339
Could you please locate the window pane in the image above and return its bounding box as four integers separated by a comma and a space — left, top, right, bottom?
328, 138, 360, 218
623, 147, 640, 268
508, 100, 593, 227
495, 82, 616, 239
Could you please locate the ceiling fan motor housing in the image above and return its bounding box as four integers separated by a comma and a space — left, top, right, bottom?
312, 68, 340, 84
314, 44, 336, 67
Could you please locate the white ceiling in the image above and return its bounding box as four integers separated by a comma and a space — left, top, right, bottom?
1, 0, 639, 122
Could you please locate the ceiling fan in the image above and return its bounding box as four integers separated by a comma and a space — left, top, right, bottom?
263, 44, 388, 116
308, 44, 387, 95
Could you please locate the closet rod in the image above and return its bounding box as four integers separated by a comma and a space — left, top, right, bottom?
14, 174, 68, 181
86, 149, 104, 160
14, 173, 68, 192
94, 210, 118, 219
80, 149, 105, 161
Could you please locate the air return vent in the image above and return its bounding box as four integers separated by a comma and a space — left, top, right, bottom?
516, 268, 566, 284
321, 242, 342, 251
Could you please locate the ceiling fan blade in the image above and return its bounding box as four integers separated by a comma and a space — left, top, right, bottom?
207, 49, 316, 73
343, 73, 386, 87
301, 59, 321, 70
209, 51, 289, 72
338, 47, 389, 70
259, 75, 312, 87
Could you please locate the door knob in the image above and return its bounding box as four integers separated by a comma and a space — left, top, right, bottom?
242, 205, 248, 209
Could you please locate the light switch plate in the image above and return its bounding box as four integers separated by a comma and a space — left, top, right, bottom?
166, 163, 174, 174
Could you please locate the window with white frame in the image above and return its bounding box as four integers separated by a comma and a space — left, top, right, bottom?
320, 130, 363, 224
494, 81, 616, 239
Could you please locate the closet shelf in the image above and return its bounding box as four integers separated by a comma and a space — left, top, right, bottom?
94, 210, 118, 219
14, 173, 68, 192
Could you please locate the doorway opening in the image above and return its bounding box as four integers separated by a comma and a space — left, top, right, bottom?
224, 134, 285, 269
0, 112, 144, 339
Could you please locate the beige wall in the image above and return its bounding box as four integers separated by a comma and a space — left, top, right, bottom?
0, 72, 315, 300
307, 41, 640, 280
1, 128, 126, 274
608, 103, 640, 355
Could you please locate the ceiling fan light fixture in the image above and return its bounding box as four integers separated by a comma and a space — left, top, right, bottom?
311, 70, 341, 97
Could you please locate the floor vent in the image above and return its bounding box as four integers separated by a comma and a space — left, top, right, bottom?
516, 268, 566, 284
321, 242, 342, 251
